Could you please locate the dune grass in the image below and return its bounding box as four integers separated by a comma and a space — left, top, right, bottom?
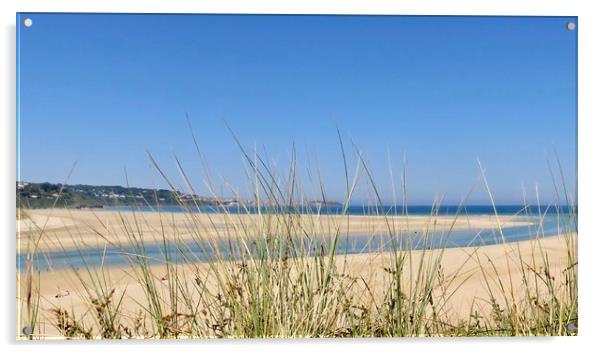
16, 131, 577, 339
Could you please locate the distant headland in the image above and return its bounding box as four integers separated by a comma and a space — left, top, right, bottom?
16, 181, 341, 209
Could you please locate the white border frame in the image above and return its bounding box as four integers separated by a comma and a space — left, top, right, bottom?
2, 1, 600, 352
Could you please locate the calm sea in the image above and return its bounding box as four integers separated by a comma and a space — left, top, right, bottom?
104, 204, 574, 216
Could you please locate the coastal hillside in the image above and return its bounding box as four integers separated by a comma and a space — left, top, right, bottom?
15, 181, 244, 209
16, 182, 343, 209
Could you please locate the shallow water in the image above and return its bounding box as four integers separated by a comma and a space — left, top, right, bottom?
16, 211, 576, 272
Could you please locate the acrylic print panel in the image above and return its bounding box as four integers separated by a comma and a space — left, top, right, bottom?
16, 13, 577, 339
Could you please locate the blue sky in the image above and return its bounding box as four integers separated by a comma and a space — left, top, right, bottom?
17, 14, 577, 204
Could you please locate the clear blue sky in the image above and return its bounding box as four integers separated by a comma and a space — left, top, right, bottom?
17, 14, 577, 205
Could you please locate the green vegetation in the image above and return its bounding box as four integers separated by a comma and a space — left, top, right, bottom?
16, 182, 244, 209
17, 132, 577, 339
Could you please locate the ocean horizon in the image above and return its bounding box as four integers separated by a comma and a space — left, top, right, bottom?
103, 204, 576, 217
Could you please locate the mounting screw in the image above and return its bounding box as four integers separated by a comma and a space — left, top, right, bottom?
22, 326, 33, 336
23, 18, 33, 27
564, 322, 577, 333
566, 22, 576, 31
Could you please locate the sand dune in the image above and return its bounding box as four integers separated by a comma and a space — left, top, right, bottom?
17, 234, 573, 338
15, 209, 574, 338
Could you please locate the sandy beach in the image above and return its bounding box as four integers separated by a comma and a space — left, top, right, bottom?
17, 234, 574, 338
16, 209, 575, 338
17, 209, 533, 253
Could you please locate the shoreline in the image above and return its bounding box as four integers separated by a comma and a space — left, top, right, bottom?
17, 209, 536, 253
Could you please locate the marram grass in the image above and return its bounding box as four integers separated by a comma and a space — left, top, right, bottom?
17, 136, 577, 339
